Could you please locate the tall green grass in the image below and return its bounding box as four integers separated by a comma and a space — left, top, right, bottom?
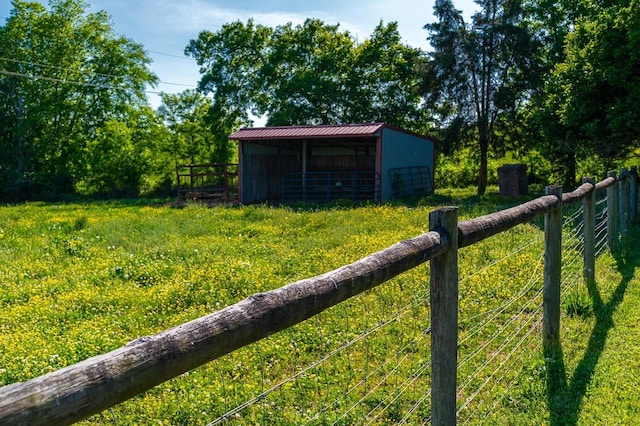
0, 193, 637, 424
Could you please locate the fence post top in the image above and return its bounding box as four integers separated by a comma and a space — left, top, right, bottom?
545, 185, 563, 208
607, 170, 617, 179
582, 177, 595, 185
428, 207, 458, 247
428, 206, 459, 228
545, 185, 562, 194
430, 206, 458, 214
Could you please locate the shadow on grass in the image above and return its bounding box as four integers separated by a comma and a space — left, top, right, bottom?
545, 224, 640, 425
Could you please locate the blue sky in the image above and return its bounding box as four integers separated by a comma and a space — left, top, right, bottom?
1, 0, 477, 109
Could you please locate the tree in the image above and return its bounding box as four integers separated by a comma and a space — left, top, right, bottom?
78, 105, 170, 197
82, 119, 140, 197
526, 0, 640, 186
185, 18, 428, 132
526, 0, 597, 187
0, 0, 157, 200
424, 0, 539, 195
544, 0, 640, 181
158, 89, 231, 166
350, 22, 428, 130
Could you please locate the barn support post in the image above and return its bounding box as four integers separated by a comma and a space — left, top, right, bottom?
619, 168, 629, 232
429, 207, 459, 426
176, 165, 181, 200
607, 171, 619, 250
543, 185, 562, 352
630, 166, 638, 221
302, 140, 308, 201
582, 178, 596, 285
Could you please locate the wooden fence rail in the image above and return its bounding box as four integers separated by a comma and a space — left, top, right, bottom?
0, 170, 636, 425
0, 232, 451, 424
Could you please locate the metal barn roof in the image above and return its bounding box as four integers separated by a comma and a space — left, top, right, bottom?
229, 123, 387, 141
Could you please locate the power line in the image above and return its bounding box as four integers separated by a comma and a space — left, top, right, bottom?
0, 56, 120, 80
0, 56, 199, 90
0, 69, 198, 98
156, 81, 197, 88
0, 69, 112, 89
147, 50, 196, 61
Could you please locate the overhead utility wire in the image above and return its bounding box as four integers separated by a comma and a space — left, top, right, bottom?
156, 81, 197, 88
0, 56, 198, 89
0, 56, 120, 79
0, 69, 112, 89
147, 49, 196, 60
0, 68, 198, 94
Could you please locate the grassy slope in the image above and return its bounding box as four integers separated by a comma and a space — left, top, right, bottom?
551, 225, 640, 425
492, 219, 640, 425
0, 191, 638, 424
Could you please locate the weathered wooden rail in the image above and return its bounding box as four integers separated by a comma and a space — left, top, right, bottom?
0, 169, 636, 425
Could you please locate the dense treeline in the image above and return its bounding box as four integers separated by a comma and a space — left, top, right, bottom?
0, 0, 232, 200
0, 0, 638, 200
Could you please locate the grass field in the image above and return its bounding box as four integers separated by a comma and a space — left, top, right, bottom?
0, 189, 638, 424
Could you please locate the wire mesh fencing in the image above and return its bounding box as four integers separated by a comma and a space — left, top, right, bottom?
197, 183, 618, 425
205, 268, 434, 425
203, 184, 621, 425
2, 172, 634, 425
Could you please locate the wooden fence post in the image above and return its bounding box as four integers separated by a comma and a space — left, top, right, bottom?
607, 171, 618, 250
582, 178, 596, 285
630, 166, 637, 222
619, 168, 629, 232
543, 185, 562, 352
430, 207, 459, 426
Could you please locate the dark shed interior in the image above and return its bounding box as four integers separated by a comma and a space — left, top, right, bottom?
240, 137, 378, 204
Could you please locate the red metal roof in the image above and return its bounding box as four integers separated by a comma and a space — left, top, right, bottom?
229, 123, 387, 140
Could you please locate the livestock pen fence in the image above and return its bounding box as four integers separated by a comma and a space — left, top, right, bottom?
0, 167, 638, 424
176, 163, 238, 202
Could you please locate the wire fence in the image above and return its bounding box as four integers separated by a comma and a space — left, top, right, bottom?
196, 183, 617, 425
205, 267, 433, 425
186, 214, 570, 423
1, 172, 634, 425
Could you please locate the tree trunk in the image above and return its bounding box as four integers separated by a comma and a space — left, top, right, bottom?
478, 149, 488, 196
563, 149, 576, 189
477, 121, 489, 196
16, 94, 26, 198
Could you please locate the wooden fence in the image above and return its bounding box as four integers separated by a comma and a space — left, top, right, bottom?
176, 163, 238, 202
0, 168, 637, 425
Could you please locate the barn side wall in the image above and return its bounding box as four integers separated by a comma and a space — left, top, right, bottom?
380, 128, 435, 201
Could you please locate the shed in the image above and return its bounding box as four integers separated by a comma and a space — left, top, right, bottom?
229, 123, 435, 204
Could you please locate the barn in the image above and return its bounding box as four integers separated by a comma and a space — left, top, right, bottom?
229, 122, 435, 204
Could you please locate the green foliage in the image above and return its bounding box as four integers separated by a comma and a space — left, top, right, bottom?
424, 0, 540, 195
564, 286, 593, 318
435, 147, 482, 189
157, 89, 232, 167
80, 120, 141, 197
0, 0, 157, 200
531, 0, 640, 186
186, 18, 429, 131
435, 148, 554, 189
554, 0, 640, 153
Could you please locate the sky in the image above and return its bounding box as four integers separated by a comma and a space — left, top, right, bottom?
1, 0, 478, 110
